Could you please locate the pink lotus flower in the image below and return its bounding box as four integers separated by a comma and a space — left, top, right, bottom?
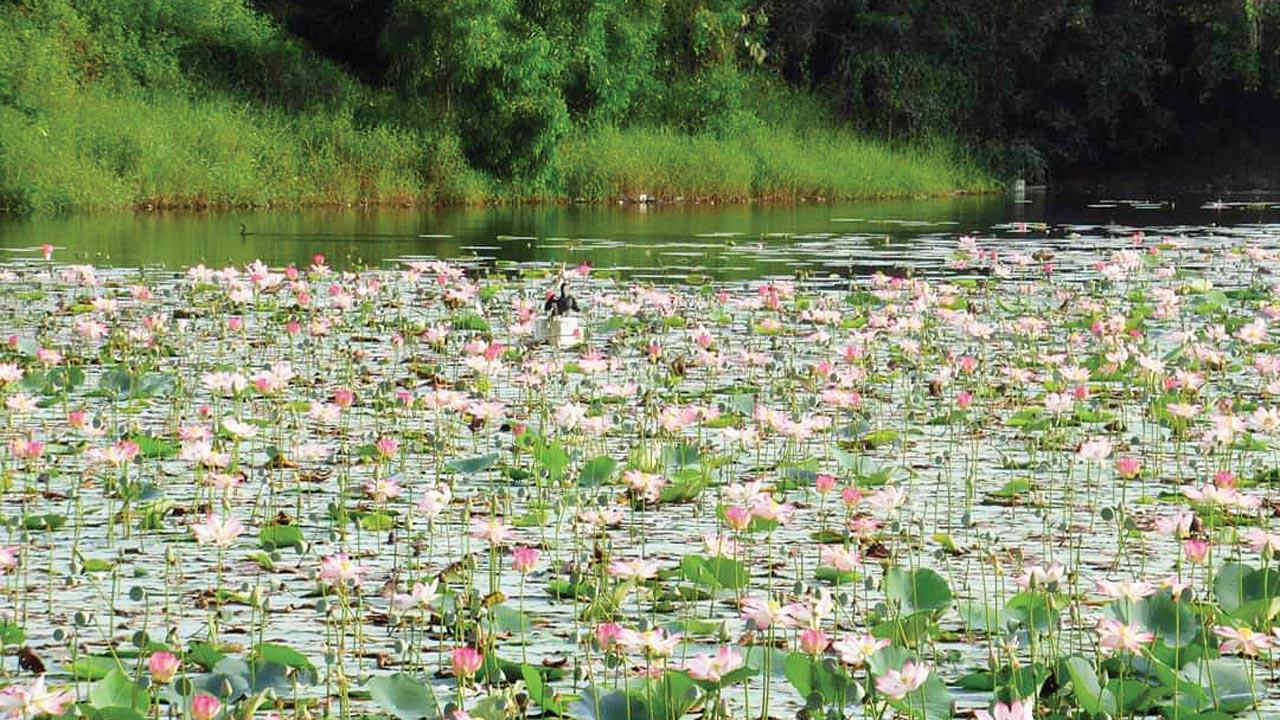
1115, 456, 1141, 479
1095, 579, 1157, 602
34, 348, 60, 366
866, 485, 907, 513
821, 545, 860, 571
749, 495, 793, 523
374, 436, 399, 459
391, 580, 441, 611
319, 554, 366, 587
623, 469, 667, 503
799, 628, 830, 654
1013, 564, 1065, 589
1215, 625, 1272, 656
1183, 538, 1210, 565
685, 646, 743, 682
876, 661, 931, 700
702, 533, 740, 558
191, 694, 221, 720
469, 518, 515, 546
1154, 511, 1195, 538
1095, 618, 1154, 654
607, 557, 661, 580
511, 546, 541, 574
616, 627, 681, 657
8, 439, 43, 461
1244, 528, 1280, 555
723, 505, 752, 530
364, 476, 401, 503
452, 646, 484, 677
4, 394, 37, 412
191, 514, 244, 548
0, 364, 22, 385
975, 698, 1034, 720
832, 633, 889, 666
840, 487, 863, 507
781, 590, 834, 630
0, 546, 19, 574
416, 484, 452, 519
0, 676, 73, 719
1077, 436, 1112, 462
739, 597, 786, 629
595, 622, 625, 651
148, 651, 181, 683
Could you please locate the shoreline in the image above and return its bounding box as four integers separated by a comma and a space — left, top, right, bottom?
1, 187, 998, 218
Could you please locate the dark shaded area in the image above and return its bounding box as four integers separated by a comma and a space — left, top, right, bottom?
254, 0, 1280, 183
252, 0, 393, 82
760, 0, 1280, 181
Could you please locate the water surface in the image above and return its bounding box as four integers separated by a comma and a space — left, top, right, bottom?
4, 193, 1276, 278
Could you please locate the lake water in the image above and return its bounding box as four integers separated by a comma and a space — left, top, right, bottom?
2, 193, 1277, 279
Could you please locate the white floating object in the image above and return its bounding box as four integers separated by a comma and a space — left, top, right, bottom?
535, 317, 583, 348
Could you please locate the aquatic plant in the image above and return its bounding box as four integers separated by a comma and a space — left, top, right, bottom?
0, 235, 1277, 720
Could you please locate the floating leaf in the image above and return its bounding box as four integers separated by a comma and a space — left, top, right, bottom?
447, 453, 498, 475
1179, 660, 1255, 713
661, 443, 700, 468
23, 513, 66, 531
494, 604, 532, 633
988, 478, 1032, 499
68, 655, 124, 680
680, 555, 748, 590
360, 512, 396, 531
185, 642, 226, 671
252, 643, 314, 671
89, 669, 150, 714
658, 467, 706, 503
1064, 656, 1103, 715
578, 456, 618, 487
884, 567, 952, 613
521, 664, 568, 715
258, 524, 304, 551
368, 673, 438, 720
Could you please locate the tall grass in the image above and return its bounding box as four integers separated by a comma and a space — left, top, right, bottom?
0, 1, 992, 214
557, 126, 991, 202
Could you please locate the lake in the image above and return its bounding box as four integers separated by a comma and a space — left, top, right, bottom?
3, 192, 1277, 280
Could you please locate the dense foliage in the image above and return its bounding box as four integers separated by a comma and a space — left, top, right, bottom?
7, 0, 1275, 211
0, 0, 980, 212
269, 0, 1280, 181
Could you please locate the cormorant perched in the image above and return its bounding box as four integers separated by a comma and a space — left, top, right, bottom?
544, 282, 581, 317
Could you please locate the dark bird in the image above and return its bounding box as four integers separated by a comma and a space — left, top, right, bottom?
238, 223, 250, 238
17, 647, 45, 675
543, 282, 581, 317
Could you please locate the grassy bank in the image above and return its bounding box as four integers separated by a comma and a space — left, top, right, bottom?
558, 127, 985, 202
0, 1, 993, 214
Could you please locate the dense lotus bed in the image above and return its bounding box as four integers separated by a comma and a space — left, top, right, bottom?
0, 236, 1279, 720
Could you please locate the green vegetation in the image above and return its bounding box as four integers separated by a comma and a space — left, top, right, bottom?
0, 0, 988, 214
12, 0, 1273, 214
557, 127, 979, 202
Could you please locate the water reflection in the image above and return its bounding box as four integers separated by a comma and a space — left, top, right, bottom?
0, 192, 1277, 279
